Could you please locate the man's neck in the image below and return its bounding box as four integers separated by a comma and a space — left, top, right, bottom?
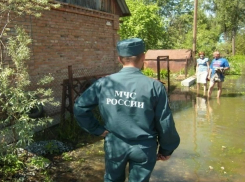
123, 64, 141, 69
123, 65, 135, 68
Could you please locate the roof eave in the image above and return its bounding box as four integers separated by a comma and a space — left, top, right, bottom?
117, 0, 131, 17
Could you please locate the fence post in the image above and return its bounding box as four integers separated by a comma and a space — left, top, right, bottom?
157, 56, 160, 81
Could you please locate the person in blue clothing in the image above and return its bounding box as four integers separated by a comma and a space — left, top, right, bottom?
196, 51, 209, 94
73, 38, 180, 182
207, 51, 230, 98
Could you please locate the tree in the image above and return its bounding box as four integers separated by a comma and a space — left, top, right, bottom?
195, 10, 221, 58
118, 0, 166, 50
142, 0, 193, 17
121, 0, 245, 56
166, 12, 194, 49
233, 29, 245, 55
142, 0, 194, 49
216, 0, 245, 55
200, 0, 245, 55
0, 0, 59, 178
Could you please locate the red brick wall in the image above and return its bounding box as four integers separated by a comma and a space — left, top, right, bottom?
0, 4, 121, 116
5, 4, 120, 76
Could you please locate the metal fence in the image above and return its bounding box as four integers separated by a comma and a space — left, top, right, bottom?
29, 64, 121, 119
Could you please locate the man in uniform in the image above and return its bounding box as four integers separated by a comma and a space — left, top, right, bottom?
74, 38, 180, 182
207, 51, 230, 98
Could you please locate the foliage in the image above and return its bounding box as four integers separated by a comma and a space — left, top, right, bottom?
62, 152, 73, 161
199, 0, 245, 55
27, 156, 50, 170
212, 0, 245, 35
226, 55, 245, 75
166, 12, 194, 49
195, 13, 221, 58
0, 0, 60, 178
58, 114, 83, 142
44, 141, 60, 155
178, 68, 185, 75
0, 27, 58, 148
178, 10, 221, 58
216, 41, 232, 57
235, 30, 245, 55
142, 0, 194, 49
118, 0, 166, 50
0, 154, 24, 177
142, 0, 193, 18
142, 67, 155, 77
0, 0, 59, 18
121, 0, 245, 55
187, 67, 195, 76
160, 69, 168, 78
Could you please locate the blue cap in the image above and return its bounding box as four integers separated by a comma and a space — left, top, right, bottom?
117, 38, 145, 57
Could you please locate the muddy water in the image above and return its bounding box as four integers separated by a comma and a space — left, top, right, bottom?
78, 75, 245, 182
151, 76, 245, 182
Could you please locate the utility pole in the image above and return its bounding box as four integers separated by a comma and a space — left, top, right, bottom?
193, 0, 198, 70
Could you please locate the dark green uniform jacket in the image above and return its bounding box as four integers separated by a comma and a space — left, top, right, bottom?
74, 67, 180, 156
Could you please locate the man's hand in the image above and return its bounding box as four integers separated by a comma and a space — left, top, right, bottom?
157, 154, 171, 161
100, 130, 109, 137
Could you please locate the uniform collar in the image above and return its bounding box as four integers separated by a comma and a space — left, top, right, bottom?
119, 67, 141, 73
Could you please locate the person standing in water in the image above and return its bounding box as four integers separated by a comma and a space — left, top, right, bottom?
196, 51, 209, 94
207, 51, 230, 98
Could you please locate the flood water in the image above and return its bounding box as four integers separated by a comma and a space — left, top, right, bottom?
151, 75, 245, 182
80, 75, 245, 182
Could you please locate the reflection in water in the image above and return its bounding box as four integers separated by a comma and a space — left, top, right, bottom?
151, 90, 245, 182
195, 96, 208, 122
194, 96, 208, 181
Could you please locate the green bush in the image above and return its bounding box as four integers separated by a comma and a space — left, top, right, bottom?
227, 55, 245, 75
0, 154, 24, 177
142, 68, 155, 77
160, 69, 168, 78
187, 67, 195, 76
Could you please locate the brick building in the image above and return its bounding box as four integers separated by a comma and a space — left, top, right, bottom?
1, 0, 130, 116
8, 0, 130, 76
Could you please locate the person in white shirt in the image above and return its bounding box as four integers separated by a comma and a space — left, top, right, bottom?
196, 51, 209, 94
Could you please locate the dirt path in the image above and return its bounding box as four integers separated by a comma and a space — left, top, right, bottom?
48, 140, 105, 182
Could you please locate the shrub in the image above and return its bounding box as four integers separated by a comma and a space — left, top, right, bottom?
160, 69, 168, 78
227, 55, 245, 75
142, 68, 155, 77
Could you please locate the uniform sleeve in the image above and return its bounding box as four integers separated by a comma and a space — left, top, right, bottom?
73, 80, 105, 136
154, 84, 180, 156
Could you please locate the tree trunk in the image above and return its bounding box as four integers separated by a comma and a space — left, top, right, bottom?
232, 30, 236, 55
